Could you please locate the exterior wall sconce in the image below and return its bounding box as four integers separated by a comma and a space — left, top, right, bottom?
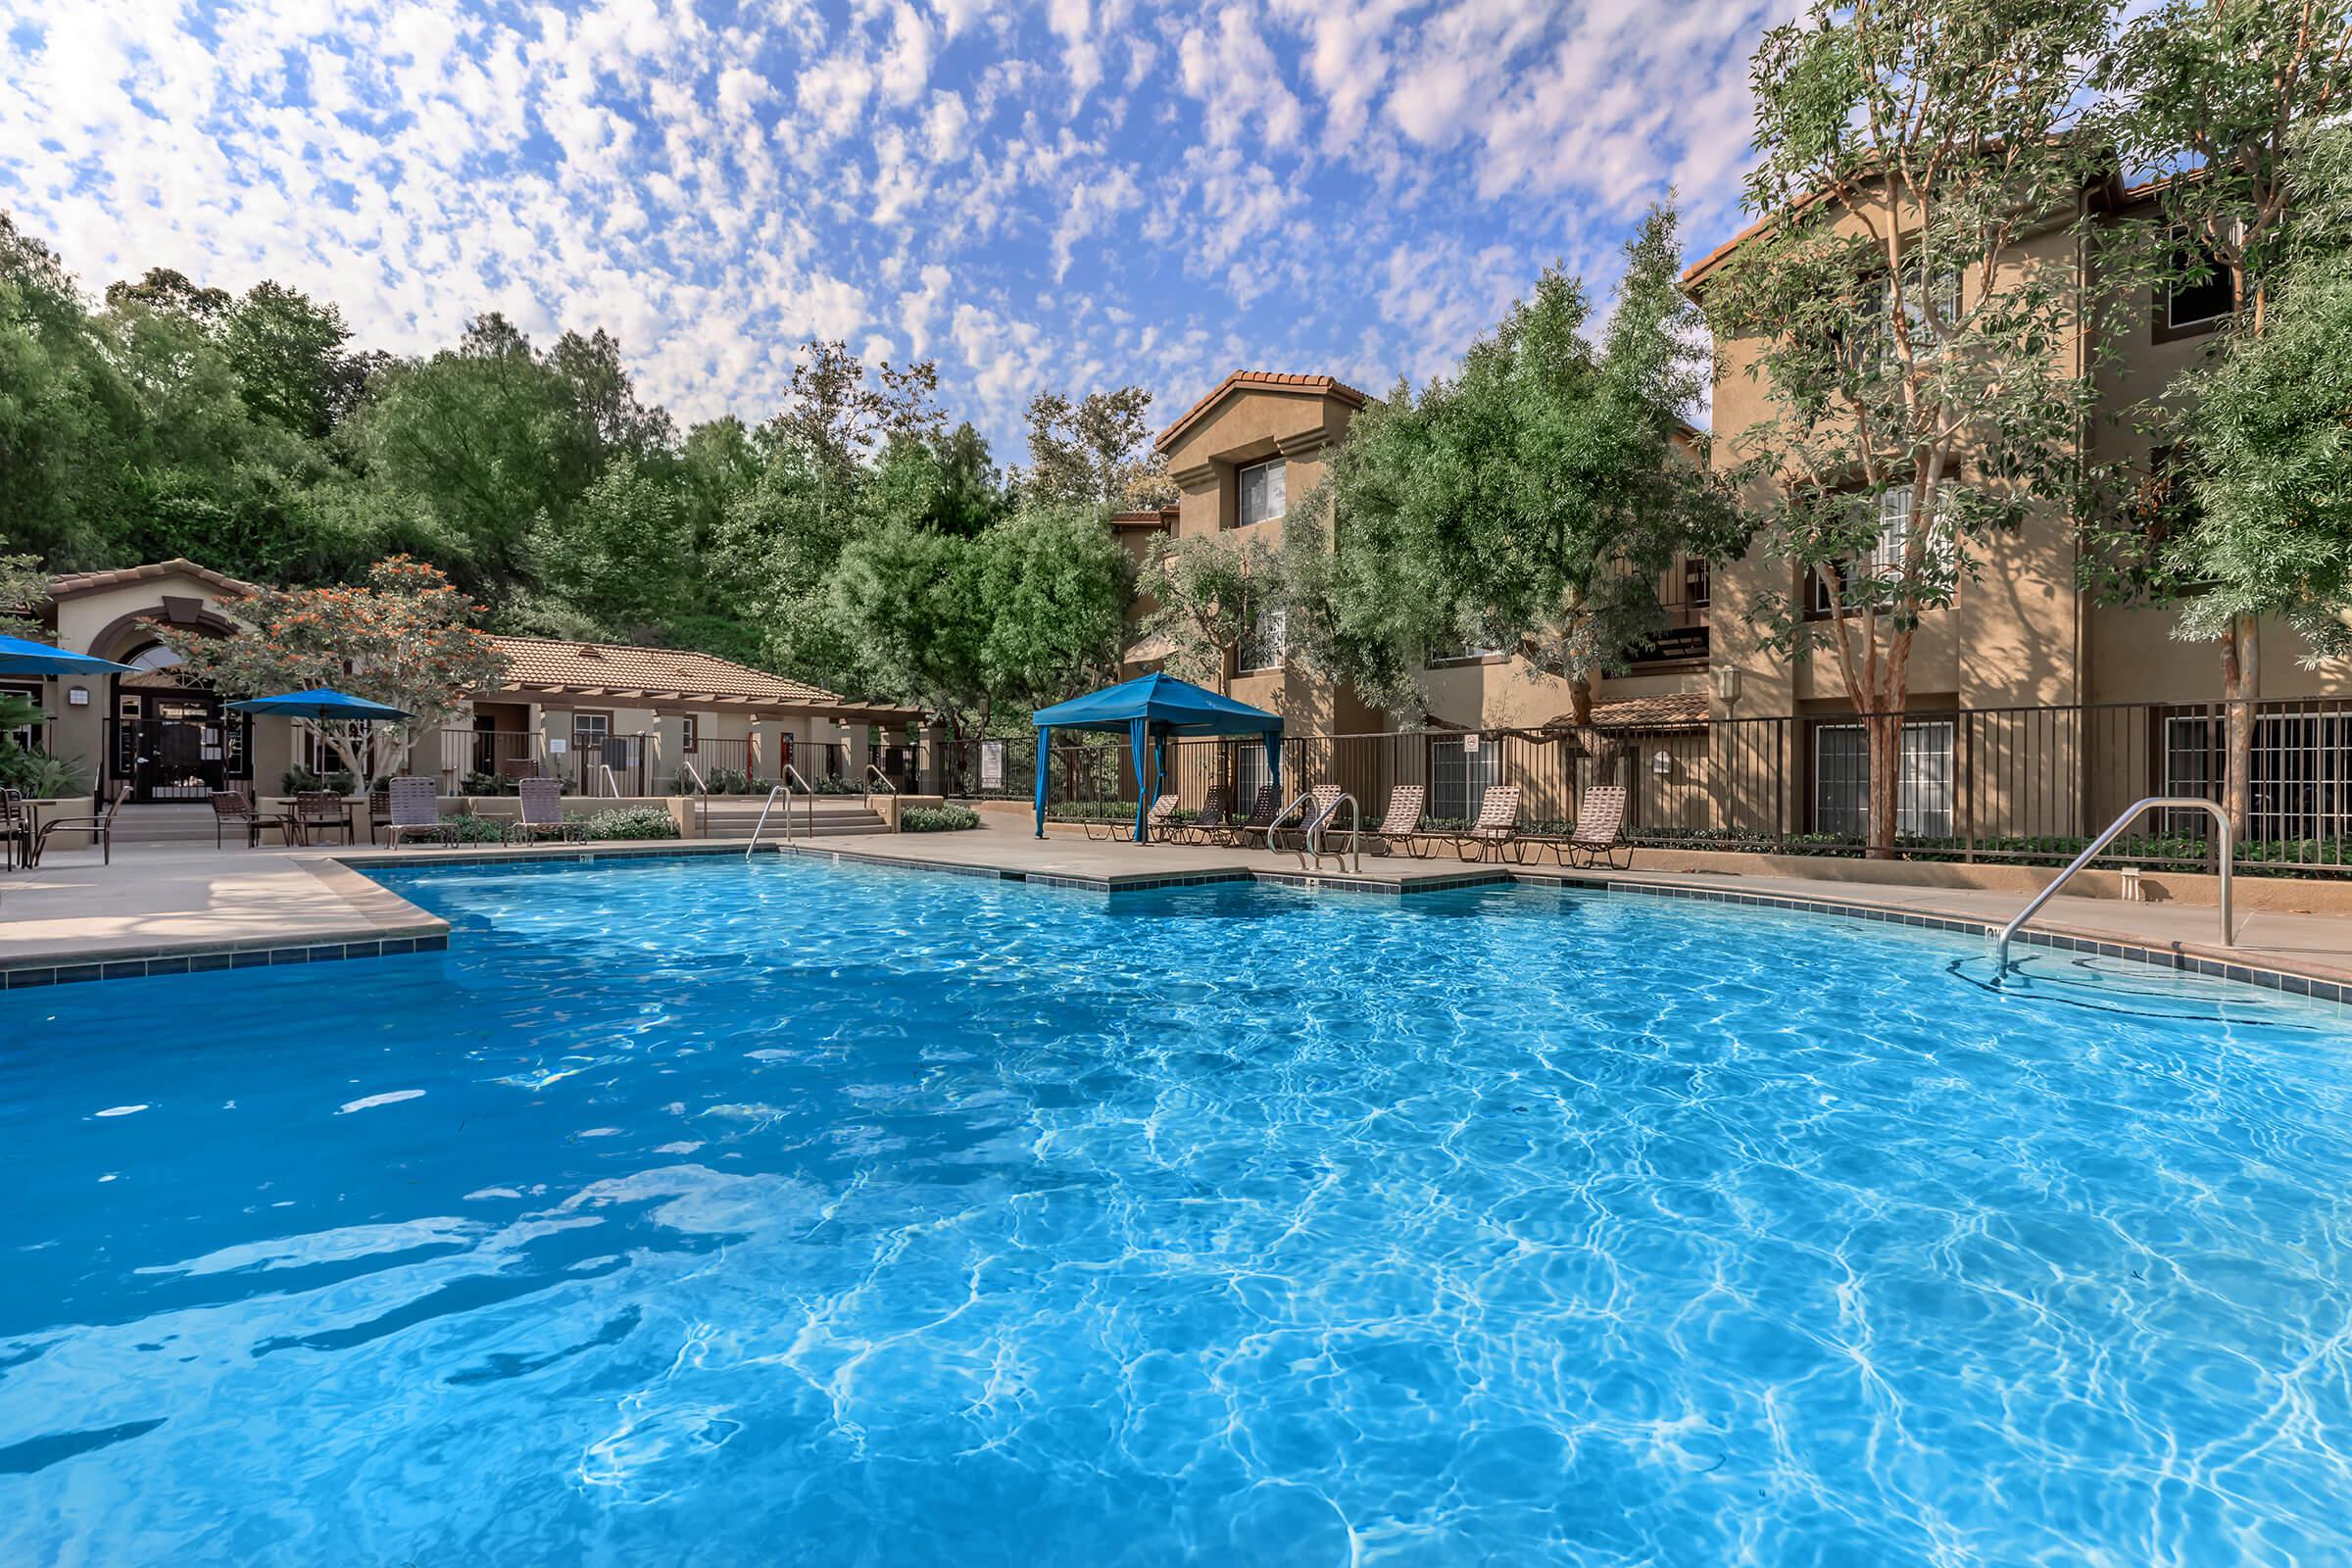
67, 687, 90, 707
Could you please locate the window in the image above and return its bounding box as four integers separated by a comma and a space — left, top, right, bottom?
1238, 458, 1286, 527
2164, 238, 2233, 333
680, 715, 699, 754
1431, 732, 1501, 823
1812, 486, 1955, 613
1235, 737, 1275, 808
572, 710, 612, 760
1, 682, 40, 754
1886, 266, 1962, 361
2165, 711, 2352, 842
1428, 631, 1509, 666
1812, 720, 1954, 838
1239, 599, 1287, 672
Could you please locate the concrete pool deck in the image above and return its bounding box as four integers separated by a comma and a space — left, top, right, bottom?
6, 818, 2352, 998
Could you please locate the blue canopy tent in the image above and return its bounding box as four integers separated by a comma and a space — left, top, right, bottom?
1030, 673, 1283, 842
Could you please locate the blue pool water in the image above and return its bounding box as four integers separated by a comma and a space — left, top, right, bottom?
5, 857, 2352, 1565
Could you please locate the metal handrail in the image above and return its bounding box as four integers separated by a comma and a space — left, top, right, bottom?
679, 759, 710, 836
1994, 796, 2234, 972
745, 764, 815, 859
599, 762, 621, 800
864, 763, 898, 798
1301, 792, 1361, 874
1258, 790, 1317, 853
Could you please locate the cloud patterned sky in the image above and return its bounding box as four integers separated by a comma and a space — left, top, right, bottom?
1, 0, 1796, 454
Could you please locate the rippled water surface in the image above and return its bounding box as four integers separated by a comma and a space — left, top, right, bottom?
6, 856, 2352, 1565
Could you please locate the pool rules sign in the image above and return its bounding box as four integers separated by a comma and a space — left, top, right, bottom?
980, 742, 1004, 791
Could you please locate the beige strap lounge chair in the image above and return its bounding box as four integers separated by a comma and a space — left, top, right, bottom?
1171, 787, 1228, 845
1372, 784, 1432, 858
1231, 784, 1285, 851
382, 778, 448, 850
507, 777, 582, 845
1452, 782, 1523, 863
1520, 783, 1633, 869
1104, 793, 1181, 843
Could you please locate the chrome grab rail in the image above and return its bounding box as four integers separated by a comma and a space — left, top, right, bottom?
1300, 792, 1360, 873
679, 759, 710, 837
1259, 790, 1317, 852
1994, 796, 2233, 972
863, 763, 898, 798
599, 762, 621, 800
745, 764, 815, 859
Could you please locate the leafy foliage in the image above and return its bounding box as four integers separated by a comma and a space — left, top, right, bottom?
901, 804, 982, 832
1135, 528, 1278, 693
577, 806, 683, 840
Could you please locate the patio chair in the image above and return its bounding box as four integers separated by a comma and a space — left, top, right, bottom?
506, 777, 583, 846
210, 789, 283, 849
1518, 784, 1633, 869
1230, 784, 1285, 852
1451, 782, 1523, 863
1103, 793, 1181, 843
1169, 787, 1228, 846
1371, 785, 1433, 858
26, 784, 130, 867
382, 778, 449, 850
287, 790, 354, 848
1, 788, 31, 871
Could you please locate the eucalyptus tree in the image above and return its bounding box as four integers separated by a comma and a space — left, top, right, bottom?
1017, 386, 1179, 511
1702, 0, 2111, 854
1281, 206, 1732, 769
2092, 0, 2352, 831
1135, 528, 1280, 695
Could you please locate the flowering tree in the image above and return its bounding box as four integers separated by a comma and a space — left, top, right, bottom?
159, 556, 508, 791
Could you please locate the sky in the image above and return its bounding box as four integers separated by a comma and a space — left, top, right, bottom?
0, 0, 1798, 457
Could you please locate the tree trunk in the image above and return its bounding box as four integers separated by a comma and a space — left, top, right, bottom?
1564, 674, 1628, 787
2221, 612, 2259, 838
1866, 710, 1903, 860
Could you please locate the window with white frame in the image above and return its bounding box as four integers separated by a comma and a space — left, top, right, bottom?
1235, 738, 1275, 811
2164, 235, 2233, 333
1812, 720, 1955, 839
1430, 732, 1501, 823
680, 715, 699, 753
1886, 266, 1962, 362
1238, 458, 1287, 527
1239, 599, 1287, 672
1812, 486, 1955, 613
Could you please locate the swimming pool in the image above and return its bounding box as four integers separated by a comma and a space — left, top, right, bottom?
4, 855, 2350, 1564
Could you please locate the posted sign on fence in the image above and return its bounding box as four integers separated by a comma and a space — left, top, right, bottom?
980, 741, 1004, 791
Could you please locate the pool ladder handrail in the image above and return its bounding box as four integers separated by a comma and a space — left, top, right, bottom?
746, 764, 815, 859
1993, 796, 2233, 973
1262, 790, 1319, 854
863, 762, 898, 800
679, 758, 710, 837
1299, 792, 1361, 874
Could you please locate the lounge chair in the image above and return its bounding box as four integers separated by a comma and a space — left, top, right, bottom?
1103, 793, 1181, 843
1170, 787, 1228, 845
382, 778, 449, 850
1452, 782, 1523, 863
1231, 784, 1284, 852
211, 789, 284, 849
1298, 783, 1348, 852
506, 777, 583, 846
1519, 784, 1633, 869
1371, 785, 1433, 858
26, 784, 129, 867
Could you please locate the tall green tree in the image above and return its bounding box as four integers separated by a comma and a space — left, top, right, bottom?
1285, 207, 1733, 765
1018, 386, 1177, 510
222, 281, 365, 438
1705, 0, 2109, 853
2093, 0, 2352, 831
1135, 529, 1278, 695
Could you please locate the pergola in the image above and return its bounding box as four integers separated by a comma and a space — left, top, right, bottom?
1030, 672, 1284, 842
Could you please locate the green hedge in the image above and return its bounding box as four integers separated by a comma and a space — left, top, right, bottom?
575, 806, 682, 841
902, 804, 981, 832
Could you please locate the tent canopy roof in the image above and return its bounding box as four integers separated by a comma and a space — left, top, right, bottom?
1032, 672, 1283, 738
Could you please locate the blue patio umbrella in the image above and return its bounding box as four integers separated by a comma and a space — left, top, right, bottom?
0, 632, 137, 677
223, 688, 410, 720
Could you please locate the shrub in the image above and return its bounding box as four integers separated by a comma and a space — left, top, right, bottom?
282, 765, 357, 795
0, 750, 89, 798
441, 812, 511, 845
902, 804, 981, 833
576, 806, 681, 841
464, 769, 516, 796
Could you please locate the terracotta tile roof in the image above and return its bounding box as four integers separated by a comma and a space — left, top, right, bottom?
485, 635, 850, 710
44, 559, 260, 602
1154, 369, 1372, 453
1544, 692, 1710, 731
1109, 507, 1180, 528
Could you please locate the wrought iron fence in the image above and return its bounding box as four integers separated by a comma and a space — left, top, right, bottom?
964, 699, 2352, 875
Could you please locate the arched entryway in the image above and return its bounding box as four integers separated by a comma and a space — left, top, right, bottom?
103, 636, 253, 804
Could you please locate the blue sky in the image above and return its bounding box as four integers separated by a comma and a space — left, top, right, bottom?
0, 0, 1796, 455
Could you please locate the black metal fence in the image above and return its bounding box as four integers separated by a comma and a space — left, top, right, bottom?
964, 699, 2352, 875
